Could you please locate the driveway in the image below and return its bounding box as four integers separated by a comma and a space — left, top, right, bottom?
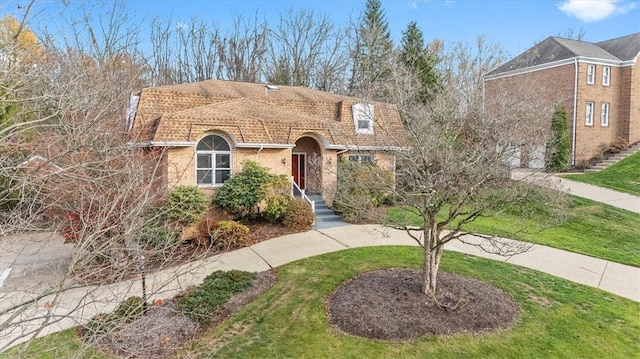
0, 232, 73, 294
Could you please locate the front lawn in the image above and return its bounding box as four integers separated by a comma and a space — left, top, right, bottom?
564, 152, 640, 196
388, 196, 640, 267
7, 247, 639, 358
183, 247, 638, 358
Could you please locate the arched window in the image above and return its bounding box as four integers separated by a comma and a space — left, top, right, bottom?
196, 135, 231, 186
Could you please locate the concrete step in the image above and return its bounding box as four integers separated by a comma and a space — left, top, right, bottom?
587, 143, 639, 172
316, 215, 343, 222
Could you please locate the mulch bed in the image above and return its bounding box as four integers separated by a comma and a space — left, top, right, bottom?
85, 270, 277, 359
327, 268, 520, 340
74, 219, 299, 286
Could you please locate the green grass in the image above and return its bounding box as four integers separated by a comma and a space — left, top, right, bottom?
7, 248, 640, 358
387, 196, 640, 267
182, 247, 639, 358
2, 329, 110, 359
564, 152, 640, 196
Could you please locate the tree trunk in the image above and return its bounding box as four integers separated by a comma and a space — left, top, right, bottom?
421, 215, 442, 296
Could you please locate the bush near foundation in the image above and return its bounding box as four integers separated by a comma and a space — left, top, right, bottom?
333, 161, 394, 223
283, 198, 314, 231
212, 220, 251, 250
168, 185, 208, 225
213, 161, 271, 218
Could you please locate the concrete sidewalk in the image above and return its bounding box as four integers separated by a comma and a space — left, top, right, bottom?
2, 224, 638, 350
555, 177, 640, 213
511, 169, 640, 213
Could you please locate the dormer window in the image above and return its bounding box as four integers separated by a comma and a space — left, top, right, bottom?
353, 103, 374, 135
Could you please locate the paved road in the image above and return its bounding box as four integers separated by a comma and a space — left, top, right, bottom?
0, 232, 72, 293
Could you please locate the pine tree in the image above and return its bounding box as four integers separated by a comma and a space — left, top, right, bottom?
348, 0, 394, 100
545, 108, 571, 171
399, 21, 441, 102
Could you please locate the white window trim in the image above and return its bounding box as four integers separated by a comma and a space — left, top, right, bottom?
602, 66, 610, 86
601, 103, 610, 127
195, 135, 232, 187
586, 64, 595, 85
348, 154, 373, 164
585, 102, 594, 126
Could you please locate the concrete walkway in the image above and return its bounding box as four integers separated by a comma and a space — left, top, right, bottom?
511, 169, 640, 213
2, 224, 639, 350
555, 177, 640, 213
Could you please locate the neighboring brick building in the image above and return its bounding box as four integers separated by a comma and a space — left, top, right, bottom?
484, 33, 640, 166
128, 79, 407, 205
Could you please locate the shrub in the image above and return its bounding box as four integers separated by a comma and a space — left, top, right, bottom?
333, 161, 394, 223
609, 137, 628, 153
0, 174, 20, 211
84, 296, 144, 336
283, 198, 314, 231
177, 270, 256, 325
545, 108, 571, 172
264, 175, 292, 223
213, 160, 272, 218
194, 215, 219, 246
135, 225, 179, 248
212, 220, 251, 250
168, 186, 208, 225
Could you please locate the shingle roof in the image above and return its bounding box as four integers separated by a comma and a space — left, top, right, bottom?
597, 33, 640, 61
131, 79, 407, 149
487, 33, 639, 76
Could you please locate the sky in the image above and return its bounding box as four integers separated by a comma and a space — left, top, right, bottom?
1, 0, 639, 58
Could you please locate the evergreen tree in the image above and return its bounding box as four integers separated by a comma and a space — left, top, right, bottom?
545, 108, 571, 172
399, 21, 441, 102
348, 0, 394, 100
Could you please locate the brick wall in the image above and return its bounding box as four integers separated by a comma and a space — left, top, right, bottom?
485, 61, 637, 164
574, 62, 627, 162
622, 65, 640, 145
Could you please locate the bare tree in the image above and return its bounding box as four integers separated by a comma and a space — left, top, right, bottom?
266, 7, 349, 92
149, 17, 224, 85
349, 37, 569, 299
0, 5, 203, 353
148, 11, 267, 85
220, 11, 268, 83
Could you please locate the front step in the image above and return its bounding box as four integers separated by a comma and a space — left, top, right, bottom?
586, 142, 639, 172
305, 194, 349, 229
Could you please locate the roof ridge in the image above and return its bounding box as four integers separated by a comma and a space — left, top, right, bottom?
549, 36, 579, 57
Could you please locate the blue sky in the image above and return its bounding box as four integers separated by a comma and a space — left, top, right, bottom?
2, 0, 639, 58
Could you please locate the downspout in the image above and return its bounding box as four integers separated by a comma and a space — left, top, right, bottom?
571, 58, 578, 166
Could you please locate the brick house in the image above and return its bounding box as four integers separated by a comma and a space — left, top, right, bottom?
483, 33, 639, 166
127, 79, 407, 206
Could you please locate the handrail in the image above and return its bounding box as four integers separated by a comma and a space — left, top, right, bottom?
291, 176, 315, 213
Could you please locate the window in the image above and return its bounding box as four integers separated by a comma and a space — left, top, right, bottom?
602, 66, 610, 86
348, 154, 373, 164
586, 64, 595, 84
601, 103, 610, 127
585, 102, 594, 126
352, 103, 374, 135
195, 134, 231, 186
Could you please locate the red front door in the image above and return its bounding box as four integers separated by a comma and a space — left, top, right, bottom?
292, 153, 306, 190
